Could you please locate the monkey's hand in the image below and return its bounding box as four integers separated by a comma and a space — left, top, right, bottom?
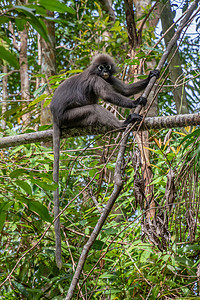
148, 69, 160, 80
137, 96, 147, 107
132, 96, 147, 107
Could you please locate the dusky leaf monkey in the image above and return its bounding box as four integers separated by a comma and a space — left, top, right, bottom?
50, 54, 160, 268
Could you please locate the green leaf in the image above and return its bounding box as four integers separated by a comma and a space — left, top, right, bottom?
33, 84, 48, 98
167, 265, 175, 272
67, 69, 83, 74
152, 285, 160, 298
0, 201, 13, 211
12, 281, 29, 298
103, 227, 118, 235
104, 289, 121, 295
162, 254, 170, 262
0, 211, 6, 231
14, 6, 48, 41
38, 0, 75, 14
99, 273, 116, 279
0, 202, 13, 231
28, 200, 52, 222
15, 18, 27, 31
43, 97, 51, 108
92, 240, 107, 250
31, 179, 58, 191
13, 5, 36, 14
140, 250, 151, 263
0, 73, 8, 79
89, 168, 97, 177
180, 128, 200, 150
0, 16, 10, 25
151, 176, 165, 185
15, 180, 32, 195
0, 46, 19, 69
29, 94, 47, 107
10, 169, 27, 179
136, 52, 146, 58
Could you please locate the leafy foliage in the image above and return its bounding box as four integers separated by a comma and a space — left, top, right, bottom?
1, 127, 200, 298
0, 0, 200, 299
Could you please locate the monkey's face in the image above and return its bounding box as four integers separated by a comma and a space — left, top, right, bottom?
97, 63, 113, 80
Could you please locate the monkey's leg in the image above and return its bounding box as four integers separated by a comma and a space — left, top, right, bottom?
61, 104, 122, 129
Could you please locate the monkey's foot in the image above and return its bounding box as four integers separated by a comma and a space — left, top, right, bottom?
124, 113, 143, 125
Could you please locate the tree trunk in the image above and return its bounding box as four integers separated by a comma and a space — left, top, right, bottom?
19, 23, 31, 128
125, 0, 158, 217
2, 65, 8, 131
40, 11, 56, 126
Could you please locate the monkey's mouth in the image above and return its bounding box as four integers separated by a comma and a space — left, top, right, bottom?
102, 73, 109, 79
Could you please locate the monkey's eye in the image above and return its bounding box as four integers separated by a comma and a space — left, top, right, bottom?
98, 65, 104, 71
107, 65, 112, 70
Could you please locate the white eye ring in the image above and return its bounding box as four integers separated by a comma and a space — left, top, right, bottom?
107, 65, 111, 70
98, 65, 104, 71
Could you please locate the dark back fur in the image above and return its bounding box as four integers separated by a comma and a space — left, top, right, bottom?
50, 54, 117, 126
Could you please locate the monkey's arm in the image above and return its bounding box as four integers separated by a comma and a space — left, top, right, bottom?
94, 78, 146, 108
111, 69, 160, 96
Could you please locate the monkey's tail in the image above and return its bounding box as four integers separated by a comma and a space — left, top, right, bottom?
53, 122, 62, 269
